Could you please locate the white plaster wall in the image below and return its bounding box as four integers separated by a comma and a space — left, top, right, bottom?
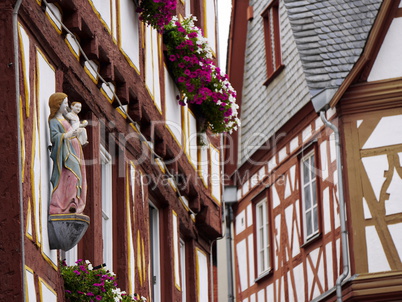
40, 279, 57, 301
274, 215, 281, 269
165, 69, 182, 144
325, 242, 334, 287
388, 223, 402, 261
266, 284, 274, 301
292, 200, 300, 258
248, 234, 255, 287
366, 225, 390, 272
19, 24, 31, 104
384, 169, 402, 215
26, 269, 36, 301
91, 0, 113, 32
272, 185, 280, 208
188, 111, 197, 167
368, 18, 402, 82
197, 250, 209, 302
323, 187, 331, 235
320, 141, 328, 180
204, 0, 216, 54
235, 210, 246, 235
257, 289, 264, 302
120, 0, 140, 69
199, 145, 209, 186
37, 50, 58, 267
292, 263, 305, 301
236, 239, 249, 291
361, 155, 388, 201
247, 204, 252, 228
173, 213, 180, 288
363, 115, 402, 149
145, 26, 161, 110
210, 146, 221, 202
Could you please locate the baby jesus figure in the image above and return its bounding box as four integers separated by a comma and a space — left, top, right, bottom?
65, 102, 89, 146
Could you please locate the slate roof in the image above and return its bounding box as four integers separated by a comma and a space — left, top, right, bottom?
284, 0, 383, 97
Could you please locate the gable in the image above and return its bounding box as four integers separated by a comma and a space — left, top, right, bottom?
367, 2, 402, 82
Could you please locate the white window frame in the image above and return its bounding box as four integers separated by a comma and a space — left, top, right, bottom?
101, 145, 113, 270
149, 202, 161, 302
301, 151, 319, 241
180, 239, 187, 302
256, 198, 270, 276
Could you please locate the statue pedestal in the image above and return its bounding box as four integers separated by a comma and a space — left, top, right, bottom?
48, 214, 90, 251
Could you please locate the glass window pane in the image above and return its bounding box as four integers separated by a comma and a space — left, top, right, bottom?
312, 180, 317, 206
313, 206, 319, 233
306, 210, 312, 236
304, 185, 311, 210
303, 160, 309, 183
310, 155, 315, 178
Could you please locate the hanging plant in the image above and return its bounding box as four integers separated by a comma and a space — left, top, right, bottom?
136, 0, 177, 32
60, 259, 147, 302
163, 16, 240, 134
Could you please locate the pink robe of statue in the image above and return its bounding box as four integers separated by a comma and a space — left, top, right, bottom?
49, 117, 87, 214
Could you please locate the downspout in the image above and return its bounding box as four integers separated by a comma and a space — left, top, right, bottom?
13, 0, 25, 301
225, 204, 235, 302
320, 111, 349, 302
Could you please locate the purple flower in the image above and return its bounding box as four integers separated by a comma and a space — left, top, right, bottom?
95, 296, 102, 301
87, 292, 95, 297
73, 270, 81, 275
224, 108, 233, 117
169, 55, 176, 61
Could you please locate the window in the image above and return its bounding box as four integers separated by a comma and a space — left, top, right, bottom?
301, 151, 319, 241
180, 239, 187, 302
185, 0, 191, 16
149, 203, 161, 302
261, 0, 284, 85
256, 198, 270, 275
101, 145, 113, 270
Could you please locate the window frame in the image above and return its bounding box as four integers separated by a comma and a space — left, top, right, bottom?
261, 0, 284, 86
299, 146, 321, 244
100, 145, 113, 270
149, 202, 161, 302
253, 191, 272, 279
180, 239, 187, 302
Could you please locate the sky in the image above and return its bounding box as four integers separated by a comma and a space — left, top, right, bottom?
217, 0, 232, 71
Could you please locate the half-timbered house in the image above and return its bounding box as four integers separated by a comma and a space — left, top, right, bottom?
0, 0, 226, 301
226, 0, 402, 301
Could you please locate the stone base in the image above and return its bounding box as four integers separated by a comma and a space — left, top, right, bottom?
48, 214, 90, 251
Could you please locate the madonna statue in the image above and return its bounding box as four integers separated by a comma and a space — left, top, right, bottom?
48, 92, 87, 214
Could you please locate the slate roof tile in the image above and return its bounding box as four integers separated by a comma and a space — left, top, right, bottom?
284, 0, 382, 92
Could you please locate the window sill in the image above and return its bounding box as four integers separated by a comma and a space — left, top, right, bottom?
301, 232, 322, 249
263, 64, 285, 86
254, 268, 273, 283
